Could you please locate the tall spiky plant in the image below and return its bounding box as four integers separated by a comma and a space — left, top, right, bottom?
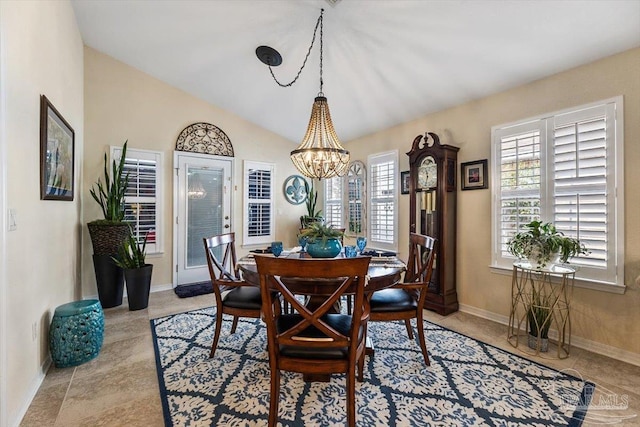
112, 227, 148, 269
90, 141, 129, 223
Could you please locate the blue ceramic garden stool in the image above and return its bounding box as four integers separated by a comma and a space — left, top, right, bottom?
49, 299, 104, 368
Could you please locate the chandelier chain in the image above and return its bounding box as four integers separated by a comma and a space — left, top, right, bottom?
319, 10, 323, 94
268, 9, 324, 89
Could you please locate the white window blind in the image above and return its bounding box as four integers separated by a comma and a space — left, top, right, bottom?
113, 146, 163, 254
346, 161, 365, 236
324, 176, 343, 228
368, 151, 398, 252
243, 161, 274, 245
492, 98, 623, 287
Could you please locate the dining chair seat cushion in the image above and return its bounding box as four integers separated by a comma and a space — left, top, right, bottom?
276, 314, 362, 359
223, 286, 263, 310
369, 288, 417, 312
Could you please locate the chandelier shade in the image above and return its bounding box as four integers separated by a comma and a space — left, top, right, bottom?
290, 96, 350, 179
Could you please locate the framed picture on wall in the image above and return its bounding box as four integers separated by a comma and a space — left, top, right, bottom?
461, 159, 488, 191
400, 170, 410, 194
40, 95, 75, 201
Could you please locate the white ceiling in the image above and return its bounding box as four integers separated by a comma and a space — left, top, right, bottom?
71, 0, 640, 143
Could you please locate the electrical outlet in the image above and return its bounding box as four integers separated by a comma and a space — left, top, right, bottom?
32, 322, 37, 341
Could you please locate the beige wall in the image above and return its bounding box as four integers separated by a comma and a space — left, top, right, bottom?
82, 47, 304, 297
1, 0, 84, 424
347, 48, 640, 359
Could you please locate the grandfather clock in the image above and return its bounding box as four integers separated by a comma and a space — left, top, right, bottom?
407, 132, 459, 315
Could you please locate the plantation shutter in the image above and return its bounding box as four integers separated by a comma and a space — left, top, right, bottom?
552, 104, 615, 280
495, 122, 544, 261
368, 151, 398, 252
244, 161, 274, 245
345, 161, 366, 236
324, 176, 343, 228
113, 147, 162, 254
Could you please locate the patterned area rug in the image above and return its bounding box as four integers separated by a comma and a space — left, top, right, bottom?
151, 307, 592, 426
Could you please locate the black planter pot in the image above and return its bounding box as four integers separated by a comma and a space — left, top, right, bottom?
92, 254, 124, 308
124, 264, 153, 311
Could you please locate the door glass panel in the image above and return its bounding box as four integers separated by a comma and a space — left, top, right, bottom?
186, 167, 224, 268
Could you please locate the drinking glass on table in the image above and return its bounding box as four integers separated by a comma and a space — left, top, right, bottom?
356, 237, 367, 254
271, 241, 283, 257
298, 235, 308, 253
344, 245, 357, 258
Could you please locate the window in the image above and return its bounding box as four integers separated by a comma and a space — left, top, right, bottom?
346, 161, 366, 236
368, 151, 398, 252
112, 146, 163, 254
243, 161, 274, 245
324, 176, 343, 228
322, 161, 366, 236
491, 97, 624, 289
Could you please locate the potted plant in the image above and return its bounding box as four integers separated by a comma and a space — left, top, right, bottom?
300, 180, 323, 228
299, 222, 344, 258
87, 141, 130, 308
113, 229, 153, 311
527, 286, 552, 352
507, 220, 589, 269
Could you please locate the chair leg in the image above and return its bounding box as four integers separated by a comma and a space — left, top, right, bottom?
357, 352, 365, 382
230, 316, 239, 334
416, 310, 430, 366
346, 295, 352, 315
346, 366, 356, 427
404, 319, 414, 340
268, 369, 281, 427
209, 309, 224, 358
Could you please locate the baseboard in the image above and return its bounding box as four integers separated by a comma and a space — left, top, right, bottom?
84, 282, 175, 301
458, 303, 640, 367
13, 356, 51, 427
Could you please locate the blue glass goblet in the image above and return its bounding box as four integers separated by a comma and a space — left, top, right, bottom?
271, 241, 283, 257
356, 237, 367, 254
298, 235, 308, 253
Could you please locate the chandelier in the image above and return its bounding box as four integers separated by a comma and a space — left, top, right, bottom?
256, 8, 349, 180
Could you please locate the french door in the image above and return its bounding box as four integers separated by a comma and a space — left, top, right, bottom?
174, 152, 233, 286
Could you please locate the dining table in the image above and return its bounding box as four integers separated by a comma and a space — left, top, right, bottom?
237, 250, 406, 381
237, 250, 406, 294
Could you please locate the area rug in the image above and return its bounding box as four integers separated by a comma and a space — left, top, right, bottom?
151, 307, 593, 426
174, 282, 212, 298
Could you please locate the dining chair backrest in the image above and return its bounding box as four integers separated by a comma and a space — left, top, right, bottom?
254, 255, 371, 427
203, 232, 240, 283
405, 232, 437, 284
256, 256, 371, 350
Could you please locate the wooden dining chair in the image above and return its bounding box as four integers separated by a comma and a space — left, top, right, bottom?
203, 232, 268, 358
368, 233, 437, 365
255, 256, 371, 427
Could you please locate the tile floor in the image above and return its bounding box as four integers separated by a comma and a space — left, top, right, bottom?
20, 290, 640, 426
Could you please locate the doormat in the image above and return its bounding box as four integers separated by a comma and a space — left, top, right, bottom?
174, 281, 212, 298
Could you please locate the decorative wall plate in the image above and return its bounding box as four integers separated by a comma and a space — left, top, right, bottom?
283, 175, 308, 205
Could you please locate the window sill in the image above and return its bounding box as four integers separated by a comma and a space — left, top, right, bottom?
489, 265, 626, 295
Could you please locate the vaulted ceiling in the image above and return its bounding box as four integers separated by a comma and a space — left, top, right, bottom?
71, 0, 640, 143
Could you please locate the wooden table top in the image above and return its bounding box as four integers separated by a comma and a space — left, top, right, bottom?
237, 252, 406, 293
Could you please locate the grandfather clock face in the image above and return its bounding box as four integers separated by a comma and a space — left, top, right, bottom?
418, 156, 437, 189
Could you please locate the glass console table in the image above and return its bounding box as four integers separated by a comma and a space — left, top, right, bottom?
508, 261, 576, 359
